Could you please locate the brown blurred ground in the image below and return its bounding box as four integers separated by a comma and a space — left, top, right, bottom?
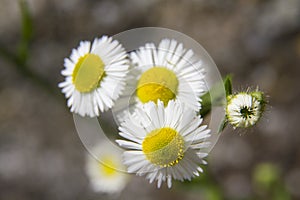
0, 0, 300, 199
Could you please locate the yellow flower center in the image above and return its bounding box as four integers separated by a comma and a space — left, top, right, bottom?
142, 127, 184, 167
72, 53, 105, 93
98, 156, 118, 177
137, 67, 178, 106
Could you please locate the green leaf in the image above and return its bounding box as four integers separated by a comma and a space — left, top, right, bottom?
223, 74, 232, 96
199, 75, 232, 132
199, 75, 230, 117
18, 0, 33, 64
199, 91, 212, 117
218, 119, 228, 133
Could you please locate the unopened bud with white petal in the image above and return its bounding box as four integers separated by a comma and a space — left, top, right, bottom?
226, 91, 265, 128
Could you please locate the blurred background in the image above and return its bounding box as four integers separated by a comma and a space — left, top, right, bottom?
0, 0, 300, 199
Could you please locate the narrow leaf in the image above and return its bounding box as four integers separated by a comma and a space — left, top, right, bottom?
199, 75, 230, 117
223, 74, 232, 96
18, 0, 33, 64
218, 119, 228, 133
199, 91, 211, 117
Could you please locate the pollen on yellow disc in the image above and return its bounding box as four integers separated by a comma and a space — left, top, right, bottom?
142, 127, 184, 167
137, 67, 178, 106
98, 156, 118, 177
72, 53, 105, 93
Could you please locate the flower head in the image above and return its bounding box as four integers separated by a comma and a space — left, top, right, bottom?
116, 100, 211, 188
114, 39, 206, 120
85, 142, 130, 194
226, 91, 265, 128
59, 36, 129, 117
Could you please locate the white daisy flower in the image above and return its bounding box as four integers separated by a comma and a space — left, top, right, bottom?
226, 92, 265, 128
114, 39, 206, 120
59, 36, 129, 117
116, 100, 211, 188
86, 142, 130, 194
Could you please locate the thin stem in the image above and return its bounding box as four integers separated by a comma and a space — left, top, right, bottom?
0, 43, 62, 100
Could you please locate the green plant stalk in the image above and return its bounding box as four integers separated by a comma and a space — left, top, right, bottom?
18, 0, 32, 65
0, 45, 60, 97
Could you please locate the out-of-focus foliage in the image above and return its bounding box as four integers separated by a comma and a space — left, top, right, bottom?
0, 0, 299, 200
253, 163, 291, 200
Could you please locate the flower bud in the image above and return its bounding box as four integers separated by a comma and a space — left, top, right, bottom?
226, 91, 265, 128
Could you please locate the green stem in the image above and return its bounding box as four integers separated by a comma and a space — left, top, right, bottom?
0, 44, 62, 99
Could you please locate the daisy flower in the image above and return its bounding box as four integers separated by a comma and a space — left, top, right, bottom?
59, 36, 129, 117
86, 142, 130, 194
114, 39, 206, 120
116, 100, 211, 188
226, 91, 265, 128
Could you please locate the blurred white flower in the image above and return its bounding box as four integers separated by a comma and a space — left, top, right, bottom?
86, 142, 130, 194
59, 36, 129, 117
116, 100, 210, 188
